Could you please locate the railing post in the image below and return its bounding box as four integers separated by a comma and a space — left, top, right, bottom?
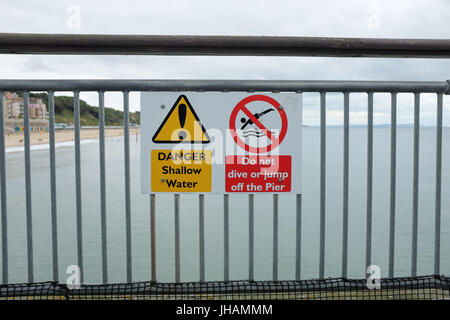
411, 92, 420, 277
150, 194, 156, 282
23, 92, 34, 283
99, 91, 108, 284
366, 92, 374, 275
389, 92, 397, 278
273, 194, 278, 281
249, 194, 254, 281
199, 194, 205, 282
295, 194, 302, 280
123, 91, 132, 283
48, 91, 58, 282
224, 194, 229, 282
342, 91, 349, 278
174, 194, 180, 283
434, 93, 443, 275
319, 92, 326, 279
0, 91, 7, 284
74, 91, 83, 283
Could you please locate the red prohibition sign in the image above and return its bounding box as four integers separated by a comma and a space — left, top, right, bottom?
229, 95, 288, 154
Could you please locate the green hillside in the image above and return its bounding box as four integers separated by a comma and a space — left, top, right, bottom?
29, 93, 140, 126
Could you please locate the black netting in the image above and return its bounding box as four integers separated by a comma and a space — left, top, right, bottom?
1, 275, 449, 300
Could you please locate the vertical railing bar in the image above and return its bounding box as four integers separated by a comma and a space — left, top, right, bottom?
123, 91, 132, 283
342, 91, 349, 278
434, 93, 443, 275
224, 194, 229, 281
23, 92, 34, 283
0, 91, 7, 284
174, 194, 180, 283
295, 194, 302, 280
150, 194, 156, 282
366, 92, 374, 275
411, 92, 420, 277
273, 194, 278, 281
73, 91, 83, 283
249, 194, 254, 281
48, 91, 58, 282
199, 194, 205, 282
389, 92, 397, 278
98, 91, 108, 284
319, 91, 326, 279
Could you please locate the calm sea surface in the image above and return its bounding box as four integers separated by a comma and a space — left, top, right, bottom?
2, 127, 450, 284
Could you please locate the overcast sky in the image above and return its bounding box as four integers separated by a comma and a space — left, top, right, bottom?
0, 0, 449, 125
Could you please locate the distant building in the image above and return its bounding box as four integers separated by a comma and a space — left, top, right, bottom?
1, 95, 5, 120
29, 97, 47, 119
2, 92, 48, 131
2, 92, 47, 119
3, 92, 22, 118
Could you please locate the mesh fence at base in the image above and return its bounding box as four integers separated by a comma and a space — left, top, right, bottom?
1, 275, 449, 300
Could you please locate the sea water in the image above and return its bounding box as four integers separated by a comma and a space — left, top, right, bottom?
1, 127, 450, 284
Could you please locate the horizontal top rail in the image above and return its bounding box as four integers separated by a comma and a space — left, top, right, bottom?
0, 79, 448, 93
0, 33, 450, 58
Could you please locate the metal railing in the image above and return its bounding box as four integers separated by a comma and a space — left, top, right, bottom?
1, 33, 450, 58
0, 34, 449, 285
0, 80, 449, 285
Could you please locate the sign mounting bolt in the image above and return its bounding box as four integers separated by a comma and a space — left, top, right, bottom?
160, 104, 166, 109
161, 178, 165, 182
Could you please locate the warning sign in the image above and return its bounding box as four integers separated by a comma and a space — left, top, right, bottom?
229, 95, 288, 154
140, 92, 302, 194
225, 94, 294, 193
151, 150, 212, 192
152, 95, 210, 143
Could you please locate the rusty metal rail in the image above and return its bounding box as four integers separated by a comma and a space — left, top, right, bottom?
0, 33, 449, 57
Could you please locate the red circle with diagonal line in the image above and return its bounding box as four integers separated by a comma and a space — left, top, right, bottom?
229, 95, 288, 154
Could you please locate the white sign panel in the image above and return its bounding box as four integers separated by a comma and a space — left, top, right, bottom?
140, 92, 302, 194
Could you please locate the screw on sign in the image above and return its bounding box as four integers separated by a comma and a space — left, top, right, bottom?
229, 95, 288, 154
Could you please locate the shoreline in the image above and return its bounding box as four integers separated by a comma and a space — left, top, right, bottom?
4, 128, 140, 148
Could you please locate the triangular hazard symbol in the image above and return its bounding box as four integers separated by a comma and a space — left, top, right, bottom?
152, 95, 210, 143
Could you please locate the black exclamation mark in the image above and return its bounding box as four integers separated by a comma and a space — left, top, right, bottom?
178, 103, 187, 140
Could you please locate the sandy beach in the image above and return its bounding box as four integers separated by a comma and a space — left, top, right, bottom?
5, 128, 140, 147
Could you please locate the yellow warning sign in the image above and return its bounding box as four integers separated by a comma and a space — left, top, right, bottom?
151, 150, 212, 192
152, 95, 210, 143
